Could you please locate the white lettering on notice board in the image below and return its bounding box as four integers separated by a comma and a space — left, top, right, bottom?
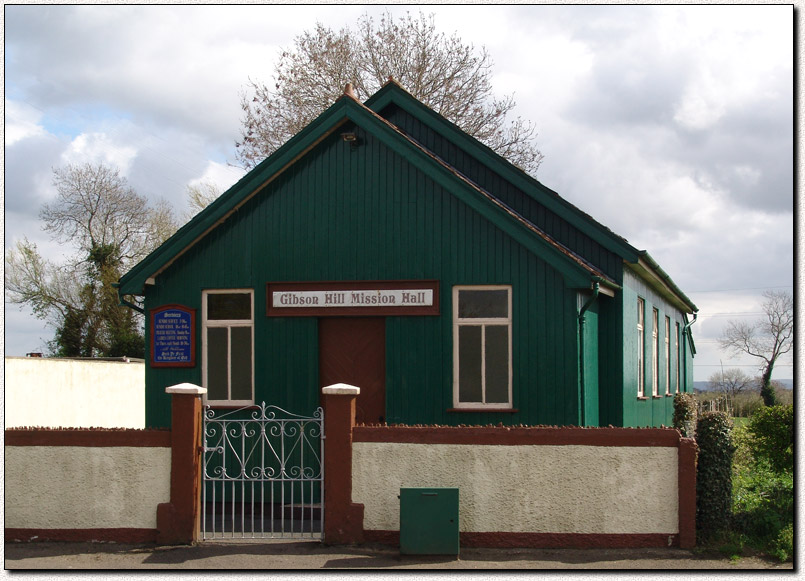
273, 289, 433, 308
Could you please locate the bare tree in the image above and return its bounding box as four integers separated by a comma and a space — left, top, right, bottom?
185, 181, 223, 218
149, 198, 182, 250
707, 368, 755, 401
236, 11, 544, 174
5, 237, 83, 326
5, 163, 179, 357
719, 290, 793, 406
43, 164, 173, 262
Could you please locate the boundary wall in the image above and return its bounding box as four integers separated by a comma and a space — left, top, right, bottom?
322, 388, 697, 549
6, 386, 696, 550
5, 429, 170, 543
5, 385, 206, 545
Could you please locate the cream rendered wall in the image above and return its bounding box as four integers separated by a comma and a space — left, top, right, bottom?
5, 446, 170, 529
353, 443, 679, 534
5, 357, 145, 428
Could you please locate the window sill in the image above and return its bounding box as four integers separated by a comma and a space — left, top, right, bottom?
205, 402, 255, 408
665, 393, 675, 398
447, 408, 519, 413
652, 395, 663, 399
636, 396, 648, 401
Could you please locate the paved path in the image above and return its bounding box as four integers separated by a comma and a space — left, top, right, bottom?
4, 541, 793, 570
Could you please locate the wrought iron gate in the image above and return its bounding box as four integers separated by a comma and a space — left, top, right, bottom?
201, 403, 324, 540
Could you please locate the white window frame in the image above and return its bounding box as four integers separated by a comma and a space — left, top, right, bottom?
202, 289, 255, 406
637, 298, 645, 397
665, 315, 671, 395
452, 285, 513, 409
652, 308, 659, 397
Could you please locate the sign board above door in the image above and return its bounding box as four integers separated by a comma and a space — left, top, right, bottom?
266, 280, 439, 317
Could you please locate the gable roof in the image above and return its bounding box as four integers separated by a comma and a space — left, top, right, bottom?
119, 83, 695, 313
119, 87, 621, 297
366, 80, 641, 262
367, 80, 697, 313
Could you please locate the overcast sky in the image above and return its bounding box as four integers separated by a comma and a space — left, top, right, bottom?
4, 5, 795, 382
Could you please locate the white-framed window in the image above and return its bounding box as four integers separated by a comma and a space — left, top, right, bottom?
453, 286, 512, 409
637, 297, 645, 397
665, 316, 671, 395
652, 308, 659, 397
202, 289, 254, 405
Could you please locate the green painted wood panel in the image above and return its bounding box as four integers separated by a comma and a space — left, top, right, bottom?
381, 104, 624, 281
144, 123, 583, 428
596, 294, 624, 427
620, 269, 693, 427
579, 297, 599, 427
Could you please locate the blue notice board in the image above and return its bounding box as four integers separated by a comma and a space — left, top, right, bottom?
150, 304, 196, 367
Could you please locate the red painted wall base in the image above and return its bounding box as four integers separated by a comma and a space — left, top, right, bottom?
5, 528, 158, 543
364, 530, 682, 549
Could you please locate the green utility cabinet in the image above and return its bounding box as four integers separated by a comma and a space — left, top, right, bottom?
399, 487, 459, 555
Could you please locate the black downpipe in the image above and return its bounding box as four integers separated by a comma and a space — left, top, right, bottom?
682, 312, 698, 390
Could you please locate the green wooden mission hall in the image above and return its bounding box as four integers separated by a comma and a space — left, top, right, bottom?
118, 80, 698, 430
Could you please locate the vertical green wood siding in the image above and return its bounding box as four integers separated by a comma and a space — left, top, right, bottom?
579, 297, 600, 427
597, 294, 624, 427
620, 269, 693, 427
381, 105, 624, 282
144, 123, 582, 428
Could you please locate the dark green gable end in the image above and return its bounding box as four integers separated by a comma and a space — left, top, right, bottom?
143, 124, 581, 428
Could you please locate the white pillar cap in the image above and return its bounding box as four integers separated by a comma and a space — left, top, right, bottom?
321, 383, 360, 395
165, 383, 207, 395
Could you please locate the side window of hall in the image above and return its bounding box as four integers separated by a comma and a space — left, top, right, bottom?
202, 290, 254, 405
453, 286, 512, 409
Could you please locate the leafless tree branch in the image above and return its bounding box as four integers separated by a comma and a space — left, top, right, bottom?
235, 11, 544, 175
718, 290, 793, 397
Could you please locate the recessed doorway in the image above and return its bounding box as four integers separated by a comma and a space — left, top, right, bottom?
318, 317, 386, 424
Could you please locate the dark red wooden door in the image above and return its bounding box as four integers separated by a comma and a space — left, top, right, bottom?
319, 317, 386, 424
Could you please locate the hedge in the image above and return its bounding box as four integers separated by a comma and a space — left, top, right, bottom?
695, 411, 734, 538
748, 404, 793, 473
673, 393, 697, 438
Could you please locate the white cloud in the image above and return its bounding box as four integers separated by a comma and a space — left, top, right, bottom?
60, 132, 138, 175
669, 6, 793, 132
5, 5, 377, 146
189, 161, 246, 193
5, 99, 46, 146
